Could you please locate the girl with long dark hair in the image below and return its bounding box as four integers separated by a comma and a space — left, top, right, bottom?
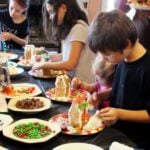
32, 0, 95, 83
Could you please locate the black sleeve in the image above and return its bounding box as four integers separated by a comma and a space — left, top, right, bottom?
0, 9, 8, 22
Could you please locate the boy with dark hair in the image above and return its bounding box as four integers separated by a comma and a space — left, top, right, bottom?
88, 9, 150, 149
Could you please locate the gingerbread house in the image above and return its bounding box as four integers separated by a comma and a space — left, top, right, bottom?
68, 101, 89, 128
55, 75, 71, 97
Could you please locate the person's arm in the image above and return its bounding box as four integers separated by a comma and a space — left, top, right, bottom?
118, 109, 150, 123
87, 88, 112, 108
32, 41, 84, 71
80, 82, 96, 93
71, 77, 96, 93
99, 107, 150, 126
10, 33, 28, 46
97, 88, 112, 101
0, 32, 28, 46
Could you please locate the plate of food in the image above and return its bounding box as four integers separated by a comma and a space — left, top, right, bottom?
129, 3, 150, 10
46, 75, 88, 102
53, 143, 103, 150
0, 83, 42, 99
18, 60, 32, 69
2, 118, 61, 143
8, 67, 24, 78
8, 96, 51, 114
0, 114, 14, 132
46, 88, 89, 103
28, 69, 67, 79
49, 101, 104, 135
127, 0, 150, 10
18, 50, 49, 70
0, 52, 18, 60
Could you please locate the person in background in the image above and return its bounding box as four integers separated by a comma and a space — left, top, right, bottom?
0, 0, 30, 51
127, 0, 150, 51
32, 0, 95, 83
133, 10, 150, 51
87, 0, 101, 23
88, 9, 150, 149
71, 53, 115, 108
114, 0, 130, 13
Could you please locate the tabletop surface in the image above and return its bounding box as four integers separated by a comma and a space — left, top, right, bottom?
0, 49, 136, 150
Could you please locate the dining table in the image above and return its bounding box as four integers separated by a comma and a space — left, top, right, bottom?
0, 49, 137, 150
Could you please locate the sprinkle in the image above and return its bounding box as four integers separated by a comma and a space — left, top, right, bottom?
13, 122, 52, 139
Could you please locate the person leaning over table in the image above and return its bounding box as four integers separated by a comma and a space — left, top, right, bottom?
32, 0, 95, 83
0, 0, 30, 51
88, 9, 150, 149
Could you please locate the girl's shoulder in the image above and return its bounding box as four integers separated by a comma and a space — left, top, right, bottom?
70, 20, 89, 33
77, 20, 88, 26
72, 20, 88, 29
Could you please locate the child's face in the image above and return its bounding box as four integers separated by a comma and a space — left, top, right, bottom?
9, 0, 26, 19
100, 47, 132, 64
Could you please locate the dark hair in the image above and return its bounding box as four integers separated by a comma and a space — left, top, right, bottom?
88, 9, 137, 54
9, 0, 30, 15
42, 0, 88, 41
9, 0, 30, 8
133, 10, 150, 51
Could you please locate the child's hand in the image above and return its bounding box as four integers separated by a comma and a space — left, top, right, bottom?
99, 107, 119, 126
87, 92, 100, 108
0, 32, 14, 41
71, 78, 82, 90
32, 62, 45, 70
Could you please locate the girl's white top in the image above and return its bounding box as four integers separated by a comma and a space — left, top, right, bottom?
62, 20, 95, 83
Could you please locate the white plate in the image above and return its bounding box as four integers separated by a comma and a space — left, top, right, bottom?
129, 3, 150, 10
7, 61, 18, 67
9, 67, 24, 77
8, 96, 51, 114
46, 88, 89, 103
0, 145, 8, 150
109, 142, 134, 150
0, 83, 42, 99
53, 143, 103, 150
49, 113, 104, 135
0, 52, 18, 60
0, 114, 14, 131
0, 95, 8, 112
28, 69, 67, 79
2, 118, 61, 144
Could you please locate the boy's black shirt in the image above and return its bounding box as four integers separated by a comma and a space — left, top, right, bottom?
111, 50, 150, 148
0, 9, 29, 50
111, 51, 150, 112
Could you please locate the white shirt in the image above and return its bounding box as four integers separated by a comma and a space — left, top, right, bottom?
62, 20, 95, 83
